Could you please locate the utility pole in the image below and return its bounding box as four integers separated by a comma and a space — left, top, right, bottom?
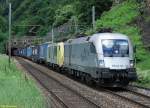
51, 25, 54, 43
73, 16, 78, 33
92, 6, 96, 30
8, 3, 11, 66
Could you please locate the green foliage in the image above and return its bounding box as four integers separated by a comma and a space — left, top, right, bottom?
96, 1, 139, 28
13, 19, 29, 37
0, 31, 7, 54
54, 5, 74, 26
9, 0, 113, 37
74, 0, 112, 25
37, 7, 54, 25
0, 3, 7, 53
0, 55, 46, 107
136, 68, 150, 88
36, 26, 50, 36
0, 41, 6, 53
0, 31, 7, 42
0, 16, 7, 32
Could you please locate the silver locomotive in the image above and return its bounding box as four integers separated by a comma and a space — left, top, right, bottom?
63, 33, 137, 87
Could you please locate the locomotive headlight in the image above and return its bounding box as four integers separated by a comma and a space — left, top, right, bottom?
99, 60, 105, 67
130, 60, 134, 67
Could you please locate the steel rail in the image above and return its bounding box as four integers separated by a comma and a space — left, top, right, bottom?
18, 57, 101, 108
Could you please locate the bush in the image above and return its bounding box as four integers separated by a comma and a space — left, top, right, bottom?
54, 5, 74, 26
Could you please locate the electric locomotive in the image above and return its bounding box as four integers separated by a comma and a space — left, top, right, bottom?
63, 33, 137, 87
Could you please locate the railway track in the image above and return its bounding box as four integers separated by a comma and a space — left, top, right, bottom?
16, 57, 150, 108
126, 85, 150, 98
17, 57, 100, 108
100, 85, 150, 108
123, 88, 150, 107
129, 85, 150, 92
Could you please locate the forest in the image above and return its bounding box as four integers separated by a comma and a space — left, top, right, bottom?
0, 0, 112, 36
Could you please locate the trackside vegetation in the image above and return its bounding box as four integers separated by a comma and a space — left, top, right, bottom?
92, 1, 150, 88
0, 55, 46, 108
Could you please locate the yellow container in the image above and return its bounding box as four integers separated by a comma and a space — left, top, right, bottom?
56, 42, 64, 67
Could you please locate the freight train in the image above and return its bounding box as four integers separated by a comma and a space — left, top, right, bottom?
14, 33, 137, 87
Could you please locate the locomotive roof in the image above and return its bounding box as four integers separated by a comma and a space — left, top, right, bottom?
65, 33, 129, 44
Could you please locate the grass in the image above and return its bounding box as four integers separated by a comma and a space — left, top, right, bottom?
86, 0, 150, 88
0, 55, 46, 108
135, 68, 150, 88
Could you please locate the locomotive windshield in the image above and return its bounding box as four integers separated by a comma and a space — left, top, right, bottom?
102, 39, 129, 57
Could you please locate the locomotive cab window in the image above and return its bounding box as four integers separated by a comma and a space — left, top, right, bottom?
102, 39, 129, 57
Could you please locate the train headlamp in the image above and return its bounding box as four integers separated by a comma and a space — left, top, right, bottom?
99, 60, 105, 67
130, 60, 134, 67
